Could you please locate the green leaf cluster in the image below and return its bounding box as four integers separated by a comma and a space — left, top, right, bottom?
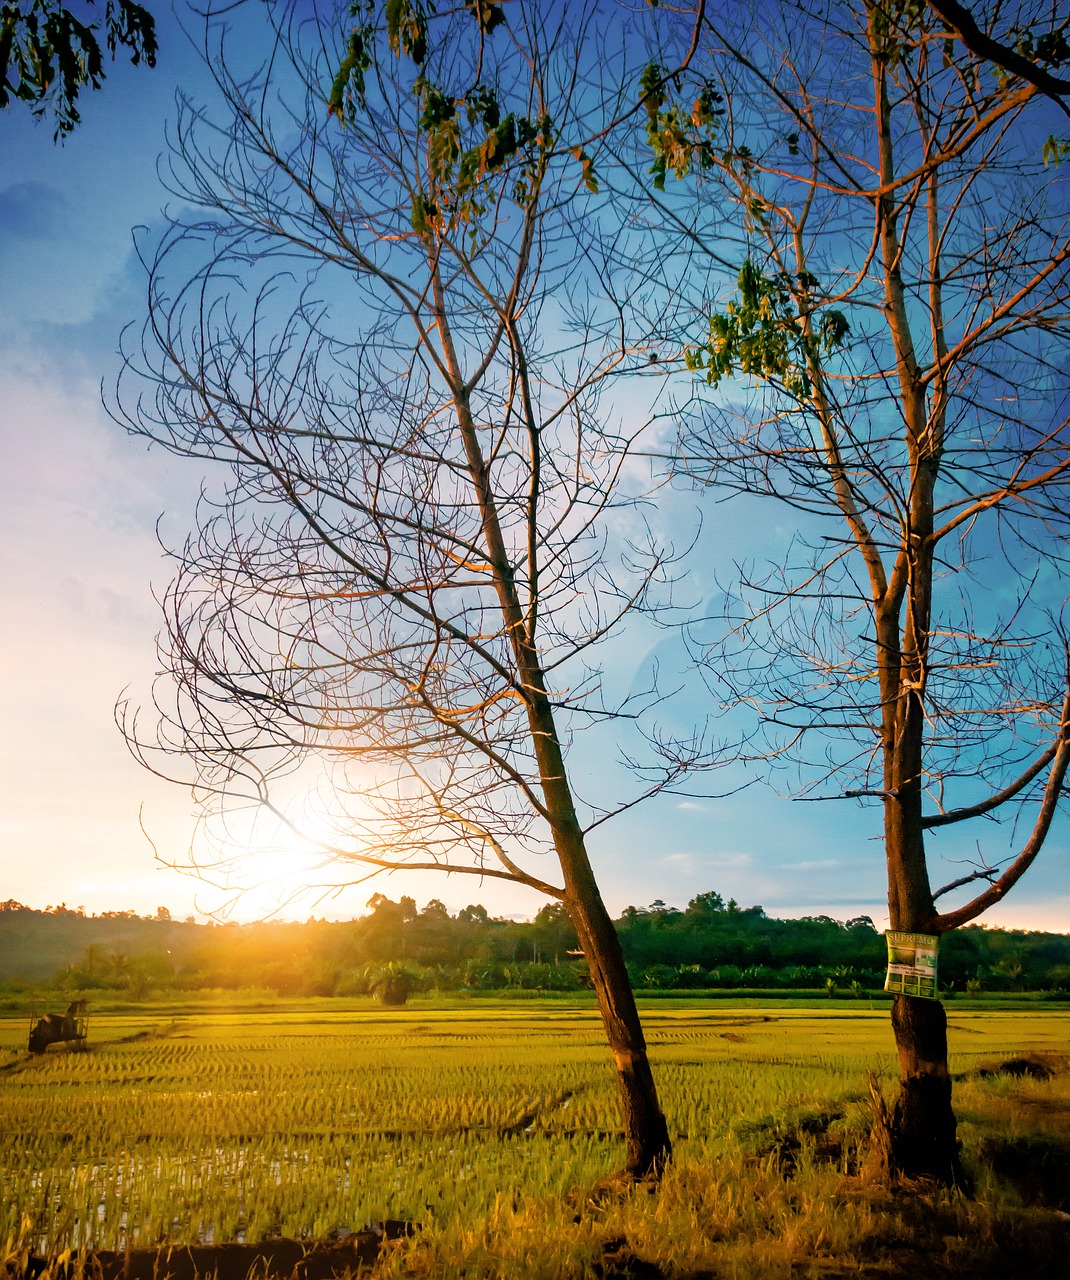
639, 61, 723, 190
569, 145, 598, 194
1010, 25, 1070, 69
411, 70, 555, 236
328, 13, 373, 121
992, 23, 1069, 92
385, 0, 427, 65
329, 0, 437, 121
465, 0, 504, 36
686, 258, 849, 399
327, 2, 556, 238
0, 0, 156, 137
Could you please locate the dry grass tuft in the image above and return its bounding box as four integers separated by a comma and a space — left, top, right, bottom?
861, 1072, 894, 1186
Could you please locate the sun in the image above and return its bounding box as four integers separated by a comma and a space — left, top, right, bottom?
194, 777, 354, 921
221, 844, 333, 921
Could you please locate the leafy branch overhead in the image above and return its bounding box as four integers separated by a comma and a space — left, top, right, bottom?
328, 0, 587, 235
639, 60, 723, 190
924, 0, 1070, 112
410, 78, 557, 233
328, 0, 505, 116
635, 60, 851, 395
0, 0, 157, 137
686, 259, 849, 399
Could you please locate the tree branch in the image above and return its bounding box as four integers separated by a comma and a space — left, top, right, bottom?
932, 862, 1003, 899
933, 687, 1070, 930
922, 741, 1059, 827
924, 0, 1070, 116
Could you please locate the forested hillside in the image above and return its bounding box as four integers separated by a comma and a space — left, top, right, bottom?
2, 894, 1068, 995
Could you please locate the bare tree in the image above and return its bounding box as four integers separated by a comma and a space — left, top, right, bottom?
643, 0, 1070, 1182
115, 0, 699, 1175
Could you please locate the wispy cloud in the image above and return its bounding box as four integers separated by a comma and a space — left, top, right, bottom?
776, 859, 841, 871
714, 855, 752, 869
0, 181, 68, 239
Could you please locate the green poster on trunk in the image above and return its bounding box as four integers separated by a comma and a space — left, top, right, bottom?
885, 931, 939, 999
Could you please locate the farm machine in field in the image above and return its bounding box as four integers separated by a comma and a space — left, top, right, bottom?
28, 999, 89, 1054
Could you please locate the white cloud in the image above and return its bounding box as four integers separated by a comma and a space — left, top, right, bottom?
662, 850, 754, 876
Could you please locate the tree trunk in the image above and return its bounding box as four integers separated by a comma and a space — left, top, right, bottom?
885, 789, 963, 1184
883, 690, 964, 1184
865, 13, 965, 1191
890, 994, 967, 1187
565, 879, 672, 1176
445, 381, 671, 1177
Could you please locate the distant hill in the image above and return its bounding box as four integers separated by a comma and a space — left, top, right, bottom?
2, 896, 1067, 994
0, 902, 202, 983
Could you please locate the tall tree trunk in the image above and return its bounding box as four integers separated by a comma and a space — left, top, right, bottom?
889, 995, 965, 1185
445, 369, 672, 1176
882, 641, 963, 1183
884, 727, 963, 1184
528, 693, 671, 1175
560, 847, 672, 1175
869, 10, 963, 1185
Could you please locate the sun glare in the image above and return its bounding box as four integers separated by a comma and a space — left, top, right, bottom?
193, 775, 359, 921
222, 845, 334, 921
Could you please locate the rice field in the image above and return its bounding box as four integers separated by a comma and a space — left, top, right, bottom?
1, 999, 1068, 1275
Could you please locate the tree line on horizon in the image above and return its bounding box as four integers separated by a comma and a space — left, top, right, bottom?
2, 893, 1068, 998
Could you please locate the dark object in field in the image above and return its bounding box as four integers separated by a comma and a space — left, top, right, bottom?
974, 1052, 1063, 1081
737, 1104, 848, 1176
595, 1237, 666, 1279
27, 1000, 88, 1055
371, 964, 416, 1006
979, 1133, 1070, 1211
11, 1231, 414, 1280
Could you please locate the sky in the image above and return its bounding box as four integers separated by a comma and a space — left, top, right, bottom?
1, 0, 1068, 932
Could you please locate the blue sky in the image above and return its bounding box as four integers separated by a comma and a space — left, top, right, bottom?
1, 0, 1067, 931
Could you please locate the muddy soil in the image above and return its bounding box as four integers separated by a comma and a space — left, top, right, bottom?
10, 1231, 413, 1280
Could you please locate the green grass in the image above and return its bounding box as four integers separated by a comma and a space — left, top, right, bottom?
2, 1000, 1068, 1277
